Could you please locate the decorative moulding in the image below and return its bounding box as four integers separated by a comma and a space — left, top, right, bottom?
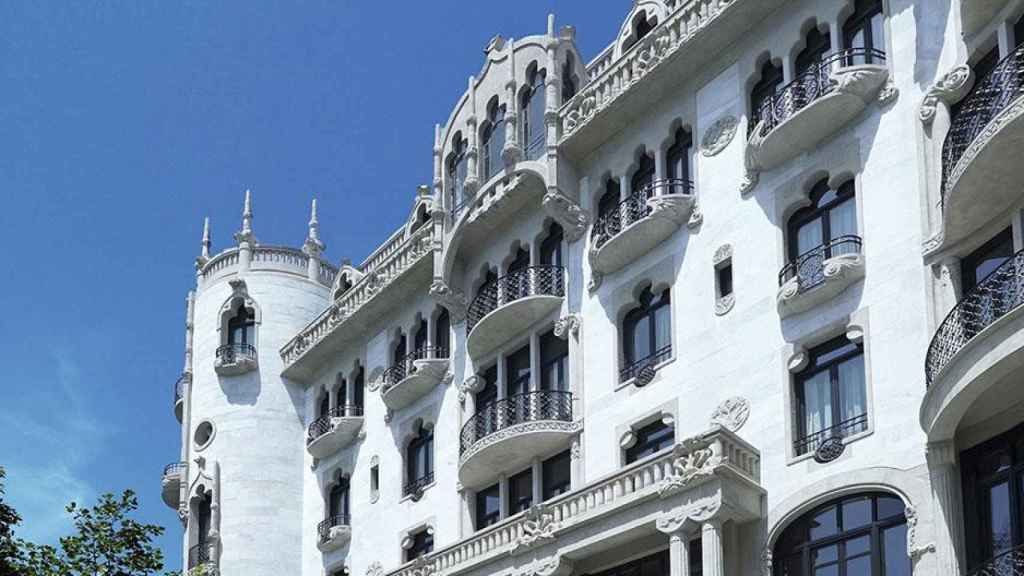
701, 116, 738, 157
510, 504, 559, 553
459, 375, 485, 404
710, 397, 750, 432
657, 437, 719, 498
715, 294, 736, 316
905, 505, 936, 563
919, 64, 974, 125
553, 314, 581, 339
514, 555, 573, 576
541, 191, 589, 243
713, 244, 733, 266
429, 280, 468, 324
787, 345, 809, 373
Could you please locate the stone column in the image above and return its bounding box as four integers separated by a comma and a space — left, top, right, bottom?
928, 441, 965, 576
669, 530, 692, 576
702, 520, 725, 576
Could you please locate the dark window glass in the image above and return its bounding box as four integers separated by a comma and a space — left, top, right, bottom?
562, 55, 578, 101
598, 179, 621, 221
541, 223, 564, 267
406, 529, 433, 561
197, 492, 212, 544
227, 306, 255, 345
370, 464, 379, 495
793, 336, 867, 456
1016, 14, 1024, 49
843, 0, 885, 60
506, 345, 531, 398
962, 423, 1024, 571
406, 426, 433, 485
589, 550, 668, 576
353, 367, 364, 411
622, 286, 672, 381
475, 365, 499, 437
961, 228, 1013, 293
666, 128, 692, 182
750, 60, 783, 129
508, 468, 533, 514
336, 376, 347, 410
689, 538, 703, 576
393, 333, 407, 367
522, 68, 546, 160
482, 101, 506, 181
435, 309, 451, 358
622, 11, 656, 52
631, 154, 656, 198
475, 484, 500, 530
788, 179, 857, 261
718, 264, 733, 298
319, 394, 330, 419
414, 320, 428, 353
328, 478, 349, 519
795, 27, 831, 76
448, 135, 469, 212
773, 493, 908, 576
540, 330, 569, 393
625, 419, 674, 464
542, 450, 571, 500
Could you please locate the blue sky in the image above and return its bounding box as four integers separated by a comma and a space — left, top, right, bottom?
0, 2, 622, 571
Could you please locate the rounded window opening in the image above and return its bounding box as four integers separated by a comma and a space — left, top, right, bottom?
194, 420, 215, 451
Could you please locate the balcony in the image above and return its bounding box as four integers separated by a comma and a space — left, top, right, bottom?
187, 543, 213, 575
306, 406, 364, 459
466, 266, 565, 360
968, 543, 1024, 576
380, 347, 450, 412
589, 179, 695, 291
747, 50, 889, 177
939, 44, 1024, 250
458, 390, 576, 489
619, 344, 673, 386
922, 249, 1024, 439
317, 514, 352, 553
777, 236, 864, 318
161, 462, 186, 509
793, 413, 869, 463
402, 471, 434, 501
174, 372, 189, 422
214, 343, 257, 376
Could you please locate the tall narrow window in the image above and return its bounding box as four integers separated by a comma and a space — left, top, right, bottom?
475, 365, 499, 438
353, 366, 365, 414
506, 247, 531, 302
413, 320, 428, 354
624, 419, 674, 464
508, 468, 533, 514
405, 424, 434, 497
598, 178, 621, 221
793, 27, 832, 111
784, 179, 859, 291
622, 11, 656, 52
448, 134, 469, 214
328, 477, 350, 523
482, 99, 506, 181
393, 333, 407, 370
843, 0, 885, 62
542, 450, 571, 500
666, 127, 692, 183
406, 528, 433, 561
795, 26, 831, 77
319, 393, 330, 419
540, 222, 564, 267
749, 60, 783, 133
522, 66, 547, 160
540, 330, 568, 393
370, 463, 380, 501
506, 345, 531, 398
794, 336, 867, 456
631, 153, 656, 198
435, 309, 450, 358
561, 54, 578, 101
475, 484, 500, 530
227, 306, 255, 345
621, 286, 672, 384
335, 375, 347, 411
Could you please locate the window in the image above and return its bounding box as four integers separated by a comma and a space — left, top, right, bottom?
793, 27, 832, 111
717, 264, 734, 299
475, 365, 499, 437
508, 468, 533, 514
318, 393, 330, 419
482, 100, 506, 181
506, 345, 531, 397
962, 422, 1024, 572
843, 0, 885, 61
750, 60, 783, 133
353, 366, 365, 414
689, 539, 703, 576
631, 153, 656, 198
393, 332, 407, 370
961, 228, 1013, 293
370, 463, 380, 501
540, 330, 569, 393
195, 490, 212, 547
625, 418, 675, 464
435, 309, 451, 358
795, 26, 831, 77
793, 336, 867, 456
541, 222, 564, 267
335, 375, 348, 411
784, 179, 859, 290
666, 127, 692, 183
448, 134, 469, 213
561, 54, 578, 101
327, 477, 350, 522
542, 450, 571, 500
413, 320, 428, 355
405, 424, 434, 496
622, 11, 656, 53
591, 550, 667, 576
227, 305, 255, 345
598, 178, 621, 221
1016, 13, 1024, 49
773, 492, 909, 576
475, 484, 500, 530
522, 66, 547, 160
406, 528, 433, 562
621, 286, 672, 383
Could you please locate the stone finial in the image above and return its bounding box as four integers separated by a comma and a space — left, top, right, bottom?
303, 198, 325, 256
196, 217, 212, 270
235, 189, 257, 245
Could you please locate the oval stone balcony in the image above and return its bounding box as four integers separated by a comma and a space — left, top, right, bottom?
161, 462, 186, 509
214, 343, 257, 376
747, 50, 889, 177
306, 406, 364, 459
458, 390, 576, 489
317, 514, 352, 553
588, 179, 695, 291
777, 236, 864, 318
922, 248, 1024, 440
380, 347, 450, 412
466, 266, 565, 361
940, 44, 1024, 249
174, 373, 189, 422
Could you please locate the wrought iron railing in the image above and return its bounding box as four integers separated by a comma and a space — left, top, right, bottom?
750, 48, 887, 137
943, 43, 1024, 194
163, 462, 186, 478
459, 390, 573, 454
318, 514, 351, 543
590, 179, 695, 251
926, 248, 1024, 385
778, 235, 863, 292
466, 265, 565, 333
619, 344, 673, 384
403, 471, 435, 498
215, 343, 256, 365
188, 543, 211, 570
306, 405, 363, 444
968, 544, 1024, 576
793, 412, 869, 456
381, 347, 449, 393
174, 373, 189, 405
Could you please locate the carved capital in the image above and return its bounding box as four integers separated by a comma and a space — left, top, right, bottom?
459, 375, 485, 403
430, 280, 467, 323
542, 191, 589, 243
553, 314, 581, 339
920, 64, 974, 124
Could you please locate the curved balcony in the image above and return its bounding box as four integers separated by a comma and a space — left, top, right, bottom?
161, 462, 186, 509
747, 50, 888, 174
588, 180, 695, 289
967, 543, 1024, 576
939, 44, 1024, 249
922, 249, 1024, 439
174, 373, 189, 422
317, 514, 352, 553
306, 406, 364, 459
777, 236, 864, 318
214, 343, 257, 376
466, 266, 565, 360
458, 390, 576, 489
381, 347, 450, 412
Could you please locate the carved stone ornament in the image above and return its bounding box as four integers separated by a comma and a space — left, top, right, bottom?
788, 345, 809, 373
407, 556, 435, 576
710, 397, 750, 432
571, 435, 582, 460
713, 244, 732, 266
905, 505, 936, 562
366, 562, 383, 576
687, 202, 703, 229
658, 437, 719, 497
701, 115, 738, 157
542, 191, 589, 243
814, 437, 846, 463
878, 79, 899, 105
715, 294, 736, 316
655, 491, 723, 533
920, 64, 974, 124
515, 555, 573, 576
228, 278, 248, 296
429, 280, 467, 323
740, 169, 759, 195
459, 375, 485, 404
553, 314, 581, 339
511, 504, 559, 553
761, 547, 774, 576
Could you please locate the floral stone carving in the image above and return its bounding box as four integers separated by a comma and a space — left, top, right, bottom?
920, 64, 974, 124
701, 116, 738, 157
658, 437, 718, 497
710, 397, 750, 432
511, 504, 559, 553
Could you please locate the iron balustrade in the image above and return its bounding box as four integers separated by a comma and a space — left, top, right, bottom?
926, 248, 1024, 386
943, 43, 1024, 194
968, 543, 1024, 576
215, 343, 256, 365
174, 373, 189, 404
778, 235, 863, 292
318, 514, 351, 543
306, 405, 363, 444
188, 543, 211, 570
619, 344, 673, 383
590, 179, 695, 252
403, 471, 435, 498
466, 265, 566, 333
750, 48, 887, 138
793, 412, 869, 456
381, 346, 449, 393
459, 390, 573, 455
163, 462, 186, 478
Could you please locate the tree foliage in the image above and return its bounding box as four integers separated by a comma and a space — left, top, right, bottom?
1, 467, 23, 575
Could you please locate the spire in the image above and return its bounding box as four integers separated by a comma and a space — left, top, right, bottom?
195, 217, 211, 269
303, 198, 325, 256
234, 189, 256, 245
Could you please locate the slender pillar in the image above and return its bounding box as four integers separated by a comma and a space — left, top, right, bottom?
928, 441, 965, 575
669, 531, 692, 576
702, 520, 725, 576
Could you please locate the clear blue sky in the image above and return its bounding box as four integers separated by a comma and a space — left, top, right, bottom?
0, 1, 624, 571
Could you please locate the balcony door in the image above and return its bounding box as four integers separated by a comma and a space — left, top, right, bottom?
393, 333, 407, 370
328, 479, 349, 520
414, 320, 428, 355
963, 423, 1024, 572
960, 228, 1015, 336
475, 366, 499, 438
794, 28, 831, 110
787, 180, 857, 287
507, 247, 531, 301
506, 346, 531, 424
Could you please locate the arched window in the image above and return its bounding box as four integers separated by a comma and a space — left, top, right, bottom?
335, 374, 347, 411
410, 205, 430, 233
405, 423, 434, 496
335, 274, 353, 299
227, 305, 255, 346
434, 309, 450, 359
392, 331, 407, 371
773, 492, 909, 576
597, 178, 621, 222
481, 99, 506, 181
318, 392, 330, 420
631, 153, 656, 198
561, 54, 578, 102
506, 247, 531, 301
666, 127, 692, 183
620, 286, 671, 384
792, 27, 833, 113
413, 319, 428, 355
787, 179, 858, 264
541, 222, 564, 267
448, 133, 469, 213
623, 11, 656, 52
327, 477, 350, 522
522, 66, 547, 160
843, 0, 885, 61
796, 26, 832, 77
750, 60, 784, 133
475, 365, 499, 436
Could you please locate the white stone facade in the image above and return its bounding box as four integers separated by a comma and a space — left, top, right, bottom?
165, 2, 1024, 576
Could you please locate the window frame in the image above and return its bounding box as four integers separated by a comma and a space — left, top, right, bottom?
624, 418, 675, 464
621, 286, 672, 382
405, 424, 434, 489
792, 336, 868, 457
842, 0, 885, 59
786, 179, 858, 262
406, 528, 434, 562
